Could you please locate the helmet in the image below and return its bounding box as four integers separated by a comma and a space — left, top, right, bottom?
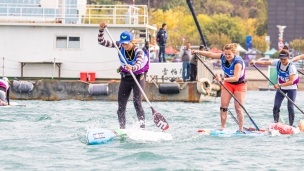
298, 120, 304, 132
3, 77, 8, 82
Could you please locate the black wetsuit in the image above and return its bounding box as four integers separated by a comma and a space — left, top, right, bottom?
98, 28, 146, 129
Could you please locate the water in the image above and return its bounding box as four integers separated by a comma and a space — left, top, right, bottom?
1, 91, 304, 170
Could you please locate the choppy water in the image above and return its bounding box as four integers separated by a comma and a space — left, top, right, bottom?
1, 91, 304, 171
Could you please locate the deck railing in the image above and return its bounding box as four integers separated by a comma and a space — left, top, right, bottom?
0, 3, 149, 25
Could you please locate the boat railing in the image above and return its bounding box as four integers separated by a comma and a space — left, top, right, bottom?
0, 3, 148, 25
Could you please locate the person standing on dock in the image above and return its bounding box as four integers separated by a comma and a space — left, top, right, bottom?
0, 77, 10, 106
142, 41, 150, 58
98, 22, 149, 129
190, 45, 205, 81
250, 46, 299, 126
156, 23, 168, 62
193, 43, 247, 132
180, 42, 192, 82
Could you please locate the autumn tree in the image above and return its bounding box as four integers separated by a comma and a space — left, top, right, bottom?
207, 33, 231, 50
252, 36, 268, 52
290, 38, 304, 53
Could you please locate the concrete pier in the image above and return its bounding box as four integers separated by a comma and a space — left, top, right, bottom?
9, 67, 304, 102
9, 80, 220, 102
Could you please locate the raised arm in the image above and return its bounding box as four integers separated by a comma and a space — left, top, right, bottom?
192, 50, 222, 59
292, 54, 304, 62
98, 22, 121, 48
249, 60, 271, 66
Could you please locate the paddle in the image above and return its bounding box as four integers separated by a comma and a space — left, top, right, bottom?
104, 27, 169, 131
186, 0, 260, 131
252, 64, 304, 114
297, 69, 304, 75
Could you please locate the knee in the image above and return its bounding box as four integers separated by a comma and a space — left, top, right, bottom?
220, 107, 228, 112
273, 107, 280, 113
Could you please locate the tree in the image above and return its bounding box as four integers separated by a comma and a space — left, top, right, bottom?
204, 14, 246, 46
252, 36, 268, 52
290, 38, 304, 53
207, 33, 231, 49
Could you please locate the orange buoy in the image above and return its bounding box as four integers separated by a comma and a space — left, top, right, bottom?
298, 120, 304, 132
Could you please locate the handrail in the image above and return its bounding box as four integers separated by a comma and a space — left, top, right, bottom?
0, 4, 148, 25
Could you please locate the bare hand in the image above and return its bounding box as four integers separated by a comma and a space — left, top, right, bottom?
249, 60, 256, 66
99, 22, 107, 28
274, 84, 281, 90
214, 74, 222, 82
191, 50, 197, 55
125, 64, 132, 71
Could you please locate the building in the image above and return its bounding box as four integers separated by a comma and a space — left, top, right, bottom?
268, 0, 304, 50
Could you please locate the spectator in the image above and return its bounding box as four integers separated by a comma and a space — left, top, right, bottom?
180, 42, 191, 82
149, 38, 159, 60
156, 23, 168, 62
190, 45, 205, 81
142, 41, 150, 58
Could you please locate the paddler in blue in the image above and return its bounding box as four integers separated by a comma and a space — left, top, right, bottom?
98, 22, 149, 129
0, 77, 10, 106
250, 46, 299, 126
193, 43, 247, 132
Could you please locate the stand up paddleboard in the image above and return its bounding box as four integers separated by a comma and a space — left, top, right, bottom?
198, 128, 267, 137
0, 102, 26, 108
86, 128, 172, 145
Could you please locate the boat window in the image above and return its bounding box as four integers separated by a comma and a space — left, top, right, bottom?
68, 37, 80, 49
56, 36, 67, 48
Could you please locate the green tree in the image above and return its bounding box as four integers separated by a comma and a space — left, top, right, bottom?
252, 36, 268, 52
204, 14, 246, 46
290, 39, 304, 53
207, 33, 231, 50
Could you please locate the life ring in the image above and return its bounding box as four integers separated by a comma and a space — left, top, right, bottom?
197, 78, 212, 96
267, 122, 298, 134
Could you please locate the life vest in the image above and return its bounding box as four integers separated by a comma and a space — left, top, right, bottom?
119, 46, 149, 75
0, 79, 9, 91
221, 55, 245, 84
276, 61, 299, 84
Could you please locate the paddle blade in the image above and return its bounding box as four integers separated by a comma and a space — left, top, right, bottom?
151, 107, 169, 130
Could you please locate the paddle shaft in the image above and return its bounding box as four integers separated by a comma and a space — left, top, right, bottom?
297, 69, 304, 75
186, 0, 207, 48
196, 55, 260, 131
253, 64, 304, 114
104, 27, 152, 108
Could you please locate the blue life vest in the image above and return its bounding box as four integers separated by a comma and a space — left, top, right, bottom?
276, 61, 299, 84
221, 55, 245, 84
119, 46, 149, 75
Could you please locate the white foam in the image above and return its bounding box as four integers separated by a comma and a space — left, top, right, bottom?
119, 129, 173, 142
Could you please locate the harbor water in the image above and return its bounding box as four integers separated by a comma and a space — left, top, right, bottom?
1, 90, 304, 170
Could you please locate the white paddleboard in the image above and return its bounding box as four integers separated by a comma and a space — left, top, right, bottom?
0, 102, 26, 108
